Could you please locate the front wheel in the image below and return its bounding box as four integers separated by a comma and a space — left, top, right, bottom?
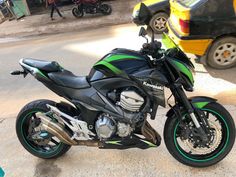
164, 102, 235, 167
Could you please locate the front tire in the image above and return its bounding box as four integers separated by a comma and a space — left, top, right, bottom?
164, 102, 235, 167
16, 99, 71, 159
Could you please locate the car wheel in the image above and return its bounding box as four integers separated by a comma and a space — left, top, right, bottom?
207, 36, 236, 69
149, 12, 169, 34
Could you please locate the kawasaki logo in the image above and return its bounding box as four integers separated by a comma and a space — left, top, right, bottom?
143, 82, 163, 90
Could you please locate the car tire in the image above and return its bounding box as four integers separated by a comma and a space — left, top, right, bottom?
207, 36, 236, 69
149, 12, 169, 34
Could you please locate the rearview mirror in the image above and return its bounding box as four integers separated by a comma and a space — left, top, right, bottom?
139, 27, 147, 37
133, 3, 152, 26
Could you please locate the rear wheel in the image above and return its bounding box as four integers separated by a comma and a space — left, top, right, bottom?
16, 100, 71, 159
207, 37, 236, 69
164, 103, 235, 167
72, 7, 84, 18
100, 4, 112, 15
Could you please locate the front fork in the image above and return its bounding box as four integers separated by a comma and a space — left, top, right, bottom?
174, 87, 209, 142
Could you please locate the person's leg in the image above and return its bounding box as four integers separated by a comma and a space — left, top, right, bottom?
51, 4, 55, 20
55, 4, 64, 18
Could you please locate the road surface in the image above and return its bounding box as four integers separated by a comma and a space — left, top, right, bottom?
0, 24, 236, 177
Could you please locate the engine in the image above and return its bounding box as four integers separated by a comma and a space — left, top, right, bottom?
95, 90, 145, 139
95, 114, 133, 139
119, 90, 144, 112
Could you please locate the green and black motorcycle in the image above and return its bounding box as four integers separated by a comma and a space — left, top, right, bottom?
12, 3, 235, 167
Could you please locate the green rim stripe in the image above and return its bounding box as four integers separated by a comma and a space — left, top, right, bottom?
21, 110, 62, 155
174, 108, 230, 162
171, 60, 194, 84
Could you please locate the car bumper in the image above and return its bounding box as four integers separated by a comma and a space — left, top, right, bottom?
167, 22, 213, 56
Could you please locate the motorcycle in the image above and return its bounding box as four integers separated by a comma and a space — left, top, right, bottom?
11, 3, 235, 167
72, 0, 112, 18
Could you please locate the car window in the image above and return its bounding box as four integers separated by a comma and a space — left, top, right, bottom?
177, 0, 206, 7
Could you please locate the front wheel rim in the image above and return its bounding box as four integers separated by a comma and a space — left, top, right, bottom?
213, 43, 236, 66
173, 109, 230, 162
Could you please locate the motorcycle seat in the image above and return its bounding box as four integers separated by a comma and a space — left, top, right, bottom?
48, 70, 90, 89
22, 58, 61, 72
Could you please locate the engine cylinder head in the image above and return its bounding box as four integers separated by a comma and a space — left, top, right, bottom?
120, 90, 144, 112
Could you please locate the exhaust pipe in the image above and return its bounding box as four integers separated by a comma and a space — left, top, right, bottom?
36, 112, 78, 145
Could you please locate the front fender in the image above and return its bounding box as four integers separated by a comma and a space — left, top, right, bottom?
189, 96, 217, 109
166, 96, 217, 118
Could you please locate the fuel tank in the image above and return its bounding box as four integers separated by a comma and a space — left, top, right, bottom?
90, 48, 152, 81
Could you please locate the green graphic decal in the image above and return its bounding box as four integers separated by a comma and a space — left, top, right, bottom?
94, 54, 142, 74
193, 102, 209, 109
105, 141, 122, 145
140, 139, 157, 147
36, 69, 47, 79
95, 60, 122, 74
104, 54, 141, 62
171, 60, 194, 84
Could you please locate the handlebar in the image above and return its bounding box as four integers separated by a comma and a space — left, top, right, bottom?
140, 40, 164, 61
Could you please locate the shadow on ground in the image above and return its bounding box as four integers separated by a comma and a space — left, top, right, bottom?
205, 66, 236, 84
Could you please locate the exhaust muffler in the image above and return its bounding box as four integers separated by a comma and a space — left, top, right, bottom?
36, 112, 78, 145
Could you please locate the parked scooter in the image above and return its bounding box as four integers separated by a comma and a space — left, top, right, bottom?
72, 0, 112, 18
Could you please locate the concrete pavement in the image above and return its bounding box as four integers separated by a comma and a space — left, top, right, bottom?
0, 24, 236, 176
0, 0, 140, 38
0, 106, 236, 177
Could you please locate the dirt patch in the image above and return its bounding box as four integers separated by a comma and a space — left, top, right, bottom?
34, 160, 61, 177
0, 119, 5, 124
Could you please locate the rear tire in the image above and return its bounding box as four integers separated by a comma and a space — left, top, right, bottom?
72, 7, 84, 18
16, 99, 71, 159
100, 4, 112, 15
164, 102, 235, 167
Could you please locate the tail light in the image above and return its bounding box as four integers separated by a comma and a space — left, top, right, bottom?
179, 19, 190, 34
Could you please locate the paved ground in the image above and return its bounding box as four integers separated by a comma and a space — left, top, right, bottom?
0, 0, 140, 38
0, 24, 236, 177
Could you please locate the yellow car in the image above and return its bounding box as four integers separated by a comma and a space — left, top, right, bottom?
168, 0, 236, 69
133, 0, 170, 34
